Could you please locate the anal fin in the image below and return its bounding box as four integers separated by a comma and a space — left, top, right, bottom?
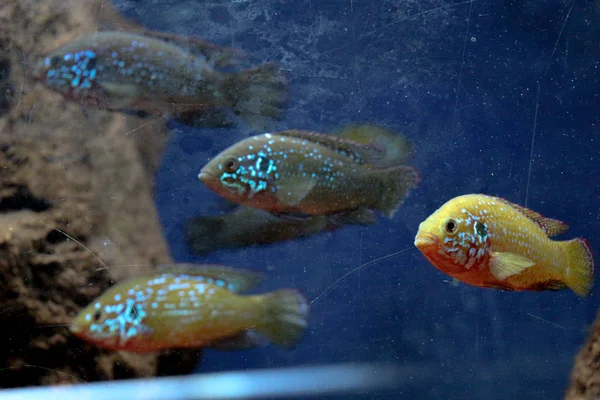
326, 208, 377, 226
174, 107, 236, 128
209, 330, 268, 351
482, 282, 516, 291
526, 280, 567, 292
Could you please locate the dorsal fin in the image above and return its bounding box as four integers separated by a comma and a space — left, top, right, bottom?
140, 30, 246, 67
93, 3, 245, 67
276, 130, 385, 164
96, 27, 246, 68
332, 124, 414, 167
494, 197, 569, 237
156, 263, 264, 293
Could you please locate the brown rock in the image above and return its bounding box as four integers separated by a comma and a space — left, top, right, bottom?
0, 0, 201, 387
565, 312, 600, 400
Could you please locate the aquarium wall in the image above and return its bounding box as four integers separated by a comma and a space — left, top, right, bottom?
0, 0, 599, 399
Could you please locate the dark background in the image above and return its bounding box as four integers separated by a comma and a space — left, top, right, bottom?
115, 0, 600, 398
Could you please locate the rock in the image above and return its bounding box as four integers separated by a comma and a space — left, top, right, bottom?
0, 0, 200, 387
565, 312, 600, 400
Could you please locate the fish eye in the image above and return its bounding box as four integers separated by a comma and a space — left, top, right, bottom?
444, 218, 458, 235
224, 158, 238, 173
49, 55, 61, 67
93, 310, 102, 322
85, 56, 97, 71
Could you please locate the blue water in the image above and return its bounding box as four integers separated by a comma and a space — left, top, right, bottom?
118, 1, 599, 398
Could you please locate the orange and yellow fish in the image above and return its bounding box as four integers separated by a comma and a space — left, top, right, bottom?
414, 194, 595, 296
70, 264, 309, 352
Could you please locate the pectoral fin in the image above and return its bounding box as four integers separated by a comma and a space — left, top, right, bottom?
489, 252, 535, 280
99, 82, 139, 99
275, 179, 315, 206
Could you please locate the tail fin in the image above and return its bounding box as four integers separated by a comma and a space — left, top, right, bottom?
221, 63, 288, 130
563, 238, 595, 297
184, 216, 225, 256
374, 166, 420, 218
256, 289, 309, 348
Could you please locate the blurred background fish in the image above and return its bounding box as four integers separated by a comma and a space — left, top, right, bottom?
70, 264, 309, 352
414, 194, 595, 296
32, 31, 288, 129
186, 124, 414, 255
185, 202, 375, 256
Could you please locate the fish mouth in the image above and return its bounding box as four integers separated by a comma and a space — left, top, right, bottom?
69, 322, 82, 335
31, 66, 44, 81
198, 170, 213, 183
31, 58, 49, 80
414, 232, 438, 249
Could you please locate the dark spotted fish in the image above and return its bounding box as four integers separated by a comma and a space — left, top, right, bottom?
186, 124, 414, 254
32, 31, 288, 128
185, 204, 376, 256
70, 264, 309, 352
198, 129, 419, 219
414, 194, 595, 296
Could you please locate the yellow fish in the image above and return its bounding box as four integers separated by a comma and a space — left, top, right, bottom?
70, 264, 309, 352
414, 194, 595, 296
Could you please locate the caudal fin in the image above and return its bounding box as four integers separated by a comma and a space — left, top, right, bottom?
222, 63, 288, 130
375, 165, 420, 218
563, 238, 595, 297
256, 289, 309, 348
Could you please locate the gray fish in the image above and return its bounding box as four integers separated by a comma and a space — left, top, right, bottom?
186, 124, 414, 255
33, 31, 288, 129
185, 204, 376, 256
199, 129, 420, 219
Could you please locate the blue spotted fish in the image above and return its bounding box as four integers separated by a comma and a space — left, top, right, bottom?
198, 130, 420, 221
70, 264, 309, 352
186, 124, 415, 255
32, 31, 288, 128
